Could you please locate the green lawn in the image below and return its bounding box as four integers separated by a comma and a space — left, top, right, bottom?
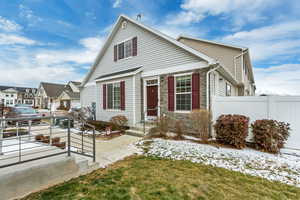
22, 156, 300, 200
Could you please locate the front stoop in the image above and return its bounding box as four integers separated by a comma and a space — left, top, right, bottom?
125, 123, 155, 137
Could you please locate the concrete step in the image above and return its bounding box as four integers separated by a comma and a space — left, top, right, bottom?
125, 129, 145, 137
73, 154, 99, 174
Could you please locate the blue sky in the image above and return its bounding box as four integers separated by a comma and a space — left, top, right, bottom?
0, 0, 299, 95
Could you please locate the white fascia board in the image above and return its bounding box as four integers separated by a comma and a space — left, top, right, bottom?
95, 68, 142, 82
216, 65, 238, 85
177, 35, 248, 51
141, 62, 208, 77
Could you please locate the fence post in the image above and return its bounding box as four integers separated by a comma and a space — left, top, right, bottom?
67, 118, 71, 157
49, 116, 53, 146
28, 120, 32, 140
16, 122, 19, 137
81, 129, 84, 153
0, 118, 3, 155
19, 134, 21, 162
93, 128, 96, 162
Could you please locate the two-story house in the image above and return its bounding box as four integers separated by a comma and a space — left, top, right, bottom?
35, 82, 65, 110
57, 81, 81, 110
0, 86, 37, 107
80, 15, 255, 127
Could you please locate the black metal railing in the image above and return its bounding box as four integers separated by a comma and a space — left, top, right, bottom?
0, 115, 96, 168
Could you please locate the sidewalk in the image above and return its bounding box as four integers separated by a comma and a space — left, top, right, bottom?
95, 135, 141, 168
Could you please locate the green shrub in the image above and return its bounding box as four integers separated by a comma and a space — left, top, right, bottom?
251, 119, 290, 153
214, 114, 249, 149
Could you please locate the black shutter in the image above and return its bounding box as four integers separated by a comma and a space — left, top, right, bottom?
132, 37, 137, 56
118, 43, 124, 59
114, 45, 117, 61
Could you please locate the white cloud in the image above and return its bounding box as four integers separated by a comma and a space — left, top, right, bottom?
254, 64, 300, 95
113, 0, 122, 8
0, 16, 22, 32
0, 65, 82, 86
19, 4, 43, 27
0, 33, 36, 45
220, 21, 300, 61
168, 0, 277, 27
0, 35, 105, 87
35, 36, 105, 65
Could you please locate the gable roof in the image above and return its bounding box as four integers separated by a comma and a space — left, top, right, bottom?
81, 15, 217, 86
178, 35, 255, 83
40, 82, 65, 98
177, 35, 248, 51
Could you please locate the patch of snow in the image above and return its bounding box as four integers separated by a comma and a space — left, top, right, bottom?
136, 139, 300, 187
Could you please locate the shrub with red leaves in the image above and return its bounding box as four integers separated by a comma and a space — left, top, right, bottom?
214, 114, 249, 149
251, 119, 290, 153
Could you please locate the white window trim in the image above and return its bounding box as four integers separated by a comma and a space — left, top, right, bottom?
105, 81, 122, 111
174, 73, 192, 113
143, 76, 160, 120
115, 37, 135, 61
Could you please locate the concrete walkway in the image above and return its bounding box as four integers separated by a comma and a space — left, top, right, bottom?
95, 135, 141, 168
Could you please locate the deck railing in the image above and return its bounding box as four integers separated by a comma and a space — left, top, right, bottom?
0, 115, 96, 168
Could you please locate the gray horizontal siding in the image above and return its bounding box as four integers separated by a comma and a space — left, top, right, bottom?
87, 20, 203, 83
96, 76, 136, 126
80, 85, 97, 108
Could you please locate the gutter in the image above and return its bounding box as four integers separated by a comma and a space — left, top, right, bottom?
206, 64, 220, 110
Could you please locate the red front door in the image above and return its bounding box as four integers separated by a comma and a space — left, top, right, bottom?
147, 85, 158, 116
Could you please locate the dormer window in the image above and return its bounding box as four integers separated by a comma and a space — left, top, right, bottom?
114, 37, 137, 61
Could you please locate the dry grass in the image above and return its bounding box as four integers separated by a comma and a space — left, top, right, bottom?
22, 156, 300, 200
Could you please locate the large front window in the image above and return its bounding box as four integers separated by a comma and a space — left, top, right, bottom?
107, 82, 121, 109
175, 75, 192, 111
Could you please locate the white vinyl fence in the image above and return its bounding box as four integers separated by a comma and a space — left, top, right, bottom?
212, 96, 300, 150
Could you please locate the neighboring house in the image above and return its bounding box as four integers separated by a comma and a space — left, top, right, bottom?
57, 81, 81, 110
80, 15, 256, 127
0, 86, 37, 107
35, 82, 65, 110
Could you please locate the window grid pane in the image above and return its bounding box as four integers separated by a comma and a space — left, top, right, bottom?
124, 40, 132, 58
175, 75, 192, 111
113, 83, 121, 109
107, 84, 113, 109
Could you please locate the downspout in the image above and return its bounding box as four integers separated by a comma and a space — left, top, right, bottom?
206, 64, 220, 110
234, 49, 248, 80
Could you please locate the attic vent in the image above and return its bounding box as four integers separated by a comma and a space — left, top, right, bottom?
121, 21, 127, 29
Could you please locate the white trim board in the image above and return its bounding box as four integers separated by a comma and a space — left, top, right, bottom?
141, 62, 208, 78
95, 68, 143, 82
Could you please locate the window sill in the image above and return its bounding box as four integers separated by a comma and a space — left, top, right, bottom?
117, 56, 133, 62
174, 110, 191, 114
105, 109, 123, 112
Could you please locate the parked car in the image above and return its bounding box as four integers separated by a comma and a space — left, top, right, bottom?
5, 107, 41, 125
14, 104, 32, 107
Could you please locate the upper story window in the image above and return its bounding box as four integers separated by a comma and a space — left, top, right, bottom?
175, 75, 192, 111
226, 83, 232, 96
114, 37, 137, 61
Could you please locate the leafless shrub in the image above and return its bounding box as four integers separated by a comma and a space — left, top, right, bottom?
174, 120, 184, 140
190, 109, 212, 143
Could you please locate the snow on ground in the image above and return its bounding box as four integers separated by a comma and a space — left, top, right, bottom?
136, 138, 300, 187
1, 139, 48, 155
